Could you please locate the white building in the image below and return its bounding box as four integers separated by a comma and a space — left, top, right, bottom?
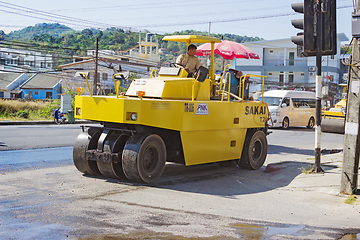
83, 33, 160, 68
0, 48, 53, 72
235, 33, 349, 92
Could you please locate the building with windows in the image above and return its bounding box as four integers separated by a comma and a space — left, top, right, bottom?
20, 73, 62, 99
0, 48, 53, 72
0, 72, 29, 98
234, 33, 349, 92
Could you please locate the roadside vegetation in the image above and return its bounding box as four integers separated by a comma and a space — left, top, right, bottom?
0, 99, 59, 121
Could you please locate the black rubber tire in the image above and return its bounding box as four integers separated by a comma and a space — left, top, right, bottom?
97, 133, 130, 179
239, 130, 268, 170
307, 117, 315, 129
122, 133, 166, 184
73, 128, 101, 175
282, 117, 289, 129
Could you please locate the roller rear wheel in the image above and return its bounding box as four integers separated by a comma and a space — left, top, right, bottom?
122, 133, 166, 184
97, 133, 130, 179
73, 128, 101, 175
239, 130, 267, 170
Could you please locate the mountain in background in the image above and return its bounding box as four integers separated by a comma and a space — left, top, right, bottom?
0, 23, 264, 68
6, 23, 74, 41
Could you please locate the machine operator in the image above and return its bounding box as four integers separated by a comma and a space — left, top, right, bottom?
175, 44, 200, 77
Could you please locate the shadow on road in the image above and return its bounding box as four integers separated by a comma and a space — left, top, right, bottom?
268, 144, 314, 156
91, 159, 312, 198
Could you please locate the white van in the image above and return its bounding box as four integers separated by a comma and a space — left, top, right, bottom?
258, 90, 316, 129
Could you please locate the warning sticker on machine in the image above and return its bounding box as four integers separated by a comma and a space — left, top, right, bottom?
184, 103, 194, 112
195, 103, 209, 115
134, 80, 147, 85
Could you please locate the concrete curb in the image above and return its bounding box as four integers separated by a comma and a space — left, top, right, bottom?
0, 120, 93, 125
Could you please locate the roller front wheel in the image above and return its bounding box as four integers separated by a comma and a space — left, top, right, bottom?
73, 128, 101, 175
122, 134, 166, 184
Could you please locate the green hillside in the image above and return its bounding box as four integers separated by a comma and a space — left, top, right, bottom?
1, 23, 264, 69
6, 23, 74, 41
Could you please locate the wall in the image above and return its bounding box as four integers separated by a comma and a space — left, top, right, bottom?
21, 83, 61, 100
0, 91, 11, 98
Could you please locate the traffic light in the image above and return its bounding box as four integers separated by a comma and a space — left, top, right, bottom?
321, 0, 337, 56
291, 0, 337, 57
291, 1, 316, 57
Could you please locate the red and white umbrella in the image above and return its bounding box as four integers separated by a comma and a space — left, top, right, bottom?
196, 40, 259, 60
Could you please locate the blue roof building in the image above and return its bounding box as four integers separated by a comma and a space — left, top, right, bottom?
20, 73, 62, 99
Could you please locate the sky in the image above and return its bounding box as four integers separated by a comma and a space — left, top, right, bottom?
0, 0, 355, 43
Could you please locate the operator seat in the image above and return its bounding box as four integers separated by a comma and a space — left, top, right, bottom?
194, 66, 209, 82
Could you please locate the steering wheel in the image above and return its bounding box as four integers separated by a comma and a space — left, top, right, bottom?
170, 62, 185, 68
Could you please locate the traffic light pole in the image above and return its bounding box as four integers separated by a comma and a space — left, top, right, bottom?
340, 0, 360, 195
314, 0, 324, 173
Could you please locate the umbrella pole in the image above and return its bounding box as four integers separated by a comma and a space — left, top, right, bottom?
210, 42, 215, 80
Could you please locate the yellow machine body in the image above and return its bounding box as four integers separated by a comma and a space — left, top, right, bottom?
75, 76, 268, 165
73, 35, 269, 183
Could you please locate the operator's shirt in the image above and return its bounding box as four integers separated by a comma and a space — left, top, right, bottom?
176, 53, 200, 74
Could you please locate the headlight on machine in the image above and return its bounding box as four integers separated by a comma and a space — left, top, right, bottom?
76, 107, 81, 116
270, 111, 280, 116
131, 113, 138, 121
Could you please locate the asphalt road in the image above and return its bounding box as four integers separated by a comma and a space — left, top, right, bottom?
0, 123, 344, 152
2, 125, 357, 240
0, 123, 101, 151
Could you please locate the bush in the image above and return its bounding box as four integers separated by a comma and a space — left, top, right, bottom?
16, 110, 30, 118
0, 99, 59, 120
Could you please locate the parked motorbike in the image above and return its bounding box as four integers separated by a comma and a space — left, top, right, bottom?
52, 108, 67, 124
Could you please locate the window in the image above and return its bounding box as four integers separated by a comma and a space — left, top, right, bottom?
301, 72, 305, 76
279, 74, 284, 86
292, 98, 316, 108
258, 97, 282, 106
47, 63, 51, 68
282, 98, 291, 107
0, 91, 4, 98
331, 55, 334, 59
102, 72, 108, 81
289, 52, 295, 66
269, 50, 274, 53
35, 92, 38, 95
289, 74, 294, 84
268, 72, 273, 75
46, 92, 52, 99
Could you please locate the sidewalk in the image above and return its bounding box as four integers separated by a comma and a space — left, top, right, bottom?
0, 119, 92, 125
266, 151, 353, 196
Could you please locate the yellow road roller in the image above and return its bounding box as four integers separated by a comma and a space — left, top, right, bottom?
321, 83, 347, 134
73, 35, 269, 183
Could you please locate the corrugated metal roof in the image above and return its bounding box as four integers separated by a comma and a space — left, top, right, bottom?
21, 73, 62, 89
0, 72, 22, 90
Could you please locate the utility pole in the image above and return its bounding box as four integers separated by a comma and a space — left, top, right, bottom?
93, 36, 99, 95
313, 0, 324, 172
340, 0, 360, 195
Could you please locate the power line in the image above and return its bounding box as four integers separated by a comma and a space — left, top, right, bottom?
0, 1, 130, 30
135, 5, 352, 28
